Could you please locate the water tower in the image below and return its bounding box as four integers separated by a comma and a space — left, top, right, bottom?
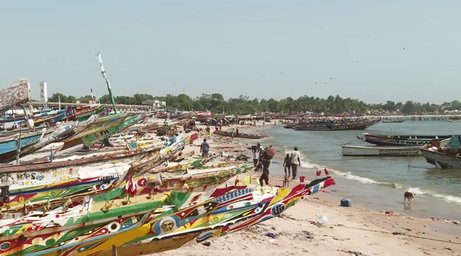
40, 81, 48, 104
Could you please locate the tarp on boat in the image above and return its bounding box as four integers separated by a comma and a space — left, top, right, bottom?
0, 79, 31, 113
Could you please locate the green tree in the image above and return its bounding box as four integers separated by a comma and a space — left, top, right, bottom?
401, 101, 416, 114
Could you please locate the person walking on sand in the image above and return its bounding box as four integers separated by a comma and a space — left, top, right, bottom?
290, 147, 301, 180
200, 138, 210, 157
283, 153, 292, 177
252, 143, 261, 169
255, 143, 263, 171
259, 146, 274, 186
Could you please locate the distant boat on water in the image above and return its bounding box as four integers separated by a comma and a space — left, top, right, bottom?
294, 118, 379, 131
382, 119, 405, 123
342, 144, 421, 156
359, 133, 451, 146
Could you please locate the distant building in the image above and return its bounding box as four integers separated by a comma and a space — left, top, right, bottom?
142, 99, 166, 110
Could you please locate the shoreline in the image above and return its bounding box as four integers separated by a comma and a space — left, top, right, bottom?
253, 122, 461, 221
151, 122, 461, 256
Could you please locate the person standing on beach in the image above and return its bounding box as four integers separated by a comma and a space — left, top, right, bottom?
200, 138, 210, 157
290, 147, 301, 179
255, 143, 263, 171
259, 146, 274, 186
252, 144, 261, 169
283, 153, 291, 177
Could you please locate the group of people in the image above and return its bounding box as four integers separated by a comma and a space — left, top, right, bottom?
251, 143, 301, 186
283, 147, 301, 180
201, 137, 302, 187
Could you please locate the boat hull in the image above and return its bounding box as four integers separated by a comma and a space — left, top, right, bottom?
361, 133, 451, 146
342, 145, 421, 156
420, 148, 461, 169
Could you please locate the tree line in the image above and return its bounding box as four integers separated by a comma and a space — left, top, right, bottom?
48, 92, 461, 115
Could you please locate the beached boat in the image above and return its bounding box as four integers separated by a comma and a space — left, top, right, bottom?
295, 118, 379, 131
11, 176, 334, 256
420, 136, 461, 168
0, 129, 48, 162
18, 122, 77, 157
83, 176, 336, 256
359, 133, 451, 146
61, 113, 128, 150
213, 130, 267, 139
0, 161, 253, 255
82, 113, 145, 147
0, 146, 161, 211
342, 144, 421, 156
64, 105, 105, 122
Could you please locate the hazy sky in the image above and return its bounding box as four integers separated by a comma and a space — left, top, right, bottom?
1, 1, 460, 104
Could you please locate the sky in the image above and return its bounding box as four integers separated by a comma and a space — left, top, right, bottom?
1, 1, 460, 104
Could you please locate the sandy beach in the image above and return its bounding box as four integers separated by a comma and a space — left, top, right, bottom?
155, 122, 461, 256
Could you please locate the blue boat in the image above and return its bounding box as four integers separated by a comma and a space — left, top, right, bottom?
0, 129, 45, 162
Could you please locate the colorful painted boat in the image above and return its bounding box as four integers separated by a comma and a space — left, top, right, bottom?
65, 105, 105, 122
0, 129, 47, 163
19, 122, 77, 157
61, 113, 128, 150
0, 147, 160, 211
82, 114, 145, 147
0, 163, 253, 256
69, 176, 335, 256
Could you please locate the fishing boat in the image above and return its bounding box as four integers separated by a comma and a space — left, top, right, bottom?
359, 133, 451, 146
0, 146, 161, 212
82, 113, 145, 147
18, 122, 77, 157
341, 144, 421, 156
65, 105, 105, 122
4, 175, 334, 256
0, 161, 253, 255
213, 130, 267, 139
294, 118, 379, 131
0, 129, 48, 162
382, 119, 405, 123
83, 176, 336, 256
420, 136, 461, 169
61, 113, 128, 150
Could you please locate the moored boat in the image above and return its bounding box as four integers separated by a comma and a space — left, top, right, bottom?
295, 118, 379, 131
382, 119, 405, 123
360, 133, 451, 146
420, 135, 461, 168
342, 144, 421, 156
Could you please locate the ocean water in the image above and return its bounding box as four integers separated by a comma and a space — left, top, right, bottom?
261, 120, 461, 220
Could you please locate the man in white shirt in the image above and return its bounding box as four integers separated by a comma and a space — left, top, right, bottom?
290, 147, 301, 179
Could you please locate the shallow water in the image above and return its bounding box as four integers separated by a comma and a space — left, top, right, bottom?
260, 120, 461, 220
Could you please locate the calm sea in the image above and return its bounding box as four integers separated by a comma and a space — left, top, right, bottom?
261, 120, 461, 220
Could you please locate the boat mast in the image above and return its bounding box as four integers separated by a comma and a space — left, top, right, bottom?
97, 52, 117, 114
